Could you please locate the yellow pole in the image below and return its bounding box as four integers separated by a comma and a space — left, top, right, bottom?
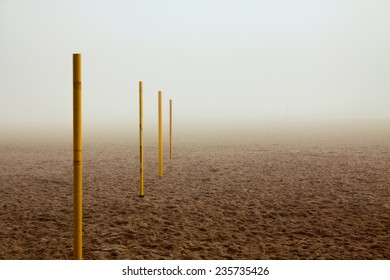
73, 53, 82, 260
158, 91, 163, 177
139, 81, 144, 197
169, 99, 172, 159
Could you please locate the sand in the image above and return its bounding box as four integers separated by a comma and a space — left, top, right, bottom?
0, 124, 389, 259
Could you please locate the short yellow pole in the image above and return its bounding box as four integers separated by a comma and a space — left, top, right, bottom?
169, 99, 172, 159
158, 91, 163, 177
73, 53, 82, 260
139, 81, 144, 197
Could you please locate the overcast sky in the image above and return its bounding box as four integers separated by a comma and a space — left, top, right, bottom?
1, 0, 389, 132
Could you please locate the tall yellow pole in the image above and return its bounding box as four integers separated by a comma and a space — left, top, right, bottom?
139, 81, 144, 197
73, 53, 82, 260
169, 99, 172, 159
158, 91, 163, 177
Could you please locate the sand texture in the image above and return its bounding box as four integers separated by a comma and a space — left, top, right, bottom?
0, 131, 389, 259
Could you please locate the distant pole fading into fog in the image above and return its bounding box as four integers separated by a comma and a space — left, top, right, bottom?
139, 81, 144, 197
169, 99, 172, 159
72, 53, 82, 260
158, 91, 163, 177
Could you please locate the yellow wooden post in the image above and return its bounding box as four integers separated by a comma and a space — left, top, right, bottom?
139, 81, 144, 197
158, 91, 163, 177
169, 99, 172, 159
73, 53, 82, 260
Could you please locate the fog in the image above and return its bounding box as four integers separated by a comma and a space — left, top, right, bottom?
1, 0, 390, 140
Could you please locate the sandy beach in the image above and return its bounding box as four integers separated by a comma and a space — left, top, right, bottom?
0, 123, 389, 259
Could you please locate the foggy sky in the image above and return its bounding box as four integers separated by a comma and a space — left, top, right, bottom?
1, 0, 389, 133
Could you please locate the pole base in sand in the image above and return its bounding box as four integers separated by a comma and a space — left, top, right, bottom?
138, 195, 145, 198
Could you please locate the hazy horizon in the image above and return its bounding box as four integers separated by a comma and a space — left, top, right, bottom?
1, 118, 389, 145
